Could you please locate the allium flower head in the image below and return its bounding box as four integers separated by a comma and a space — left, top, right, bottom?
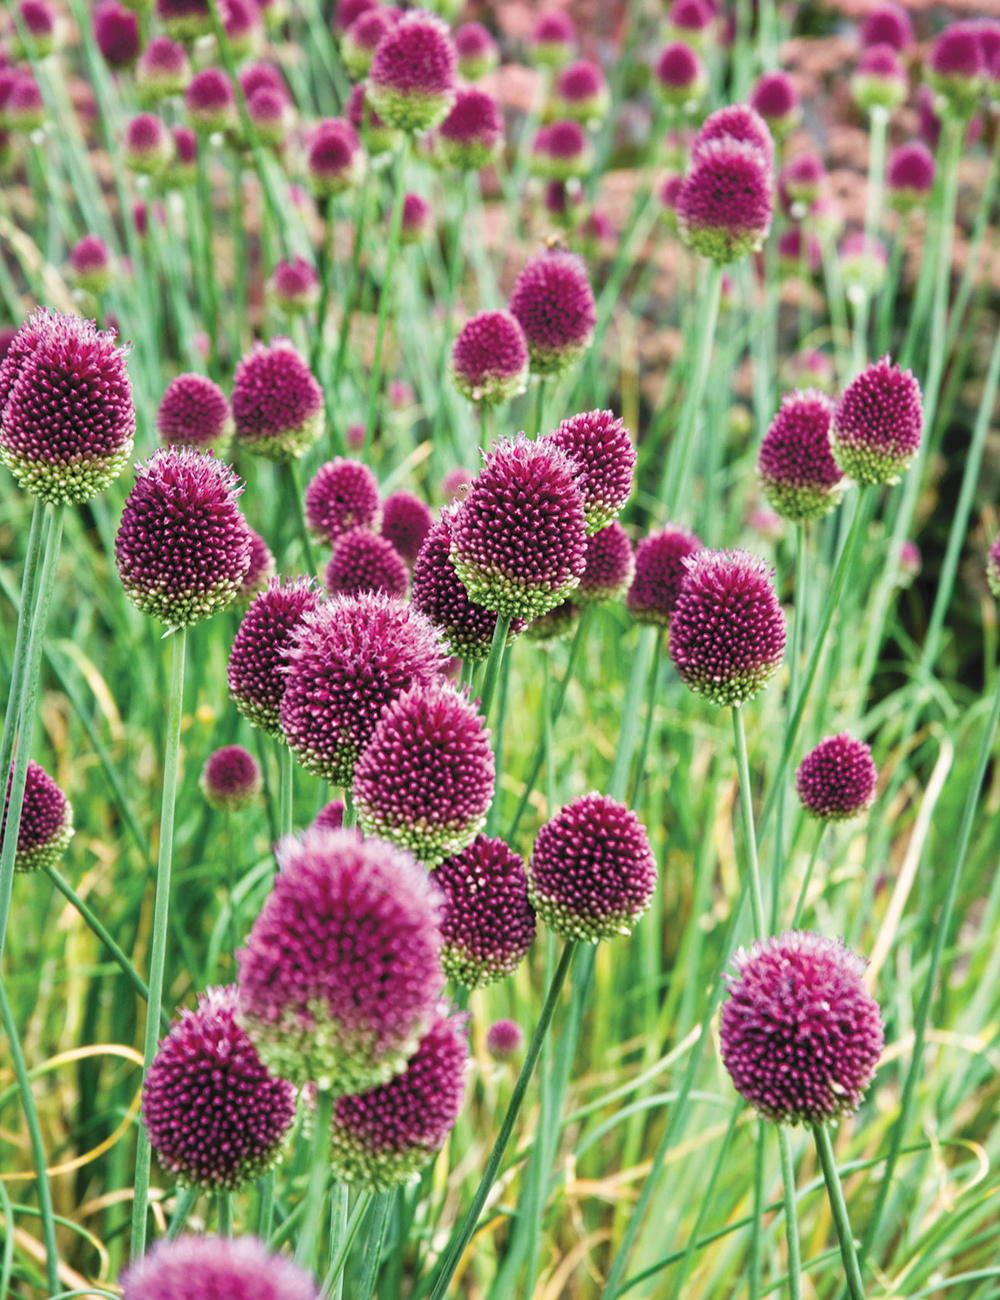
280, 592, 446, 785
677, 138, 773, 264
324, 527, 409, 599
381, 491, 433, 564
432, 834, 535, 986
238, 827, 444, 1091
2, 760, 73, 873
777, 227, 821, 277
436, 85, 504, 170
121, 1235, 318, 1300
199, 745, 263, 812
304, 457, 381, 546
156, 373, 233, 454
0, 310, 135, 504
221, 0, 261, 57
861, 1, 913, 51
778, 151, 825, 218
545, 407, 635, 533
312, 799, 345, 831
749, 70, 801, 135
367, 10, 458, 133
831, 355, 922, 485
333, 0, 376, 34
124, 112, 173, 175
451, 310, 529, 407
530, 119, 592, 180
94, 1, 139, 69
576, 521, 635, 605
400, 191, 433, 243
659, 173, 683, 228
530, 8, 576, 65
137, 36, 190, 104
653, 41, 707, 106
509, 249, 596, 376
988, 532, 1000, 596
3, 72, 44, 131
454, 21, 498, 79
669, 548, 785, 705
626, 524, 702, 627
269, 256, 320, 314
553, 59, 609, 121
142, 986, 295, 1189
67, 235, 113, 296
852, 43, 908, 111
528, 793, 657, 942
170, 125, 198, 184
16, 0, 56, 57
306, 118, 364, 198
232, 338, 323, 460
720, 932, 884, 1124
343, 6, 399, 79
928, 21, 985, 114
692, 103, 774, 174
840, 232, 888, 298
887, 141, 935, 211
486, 1018, 524, 1060
228, 578, 323, 736
669, 0, 713, 43
758, 389, 844, 522
155, 0, 211, 42
329, 1009, 467, 1188
796, 733, 877, 821
239, 528, 276, 600
184, 67, 235, 134
246, 86, 291, 148
348, 82, 399, 155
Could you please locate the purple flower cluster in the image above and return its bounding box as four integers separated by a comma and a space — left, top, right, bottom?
121, 1236, 318, 1300
436, 85, 504, 170
199, 745, 263, 812
831, 356, 922, 485
156, 373, 233, 454
305, 456, 382, 546
381, 491, 433, 564
757, 389, 844, 522
795, 733, 878, 821
367, 10, 458, 133
577, 521, 635, 605
228, 578, 323, 736
324, 527, 409, 599
509, 249, 596, 376
626, 524, 702, 627
545, 408, 636, 533
2, 760, 73, 874
232, 338, 324, 461
451, 310, 530, 407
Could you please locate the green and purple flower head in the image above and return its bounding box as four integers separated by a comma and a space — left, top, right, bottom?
795, 733, 878, 821
305, 456, 382, 546
757, 389, 844, 522
199, 745, 263, 812
451, 310, 530, 407
544, 407, 636, 533
121, 1235, 318, 1300
228, 577, 323, 737
626, 523, 702, 628
509, 248, 596, 377
576, 521, 635, 605
435, 85, 504, 170
2, 760, 73, 874
367, 10, 458, 133
156, 373, 233, 454
830, 355, 922, 485
324, 527, 409, 599
380, 491, 433, 564
232, 338, 324, 461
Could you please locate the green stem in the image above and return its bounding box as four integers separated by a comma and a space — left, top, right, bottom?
731, 707, 767, 935
628, 630, 664, 808
850, 105, 888, 379
777, 1129, 805, 1300
486, 651, 511, 836
771, 523, 806, 931
533, 379, 546, 436
819, 234, 851, 390
321, 1189, 373, 1298
343, 788, 357, 830
943, 128, 1000, 358
479, 404, 488, 449
364, 138, 408, 456
542, 655, 555, 817
285, 460, 318, 577
218, 1192, 233, 1237
478, 614, 513, 723
256, 1171, 276, 1241
749, 1120, 766, 1300
325, 1184, 349, 1300
295, 1087, 334, 1268
431, 175, 469, 451
230, 159, 247, 361
195, 141, 220, 380
666, 1102, 742, 1300
791, 821, 825, 929
311, 197, 333, 375
130, 624, 188, 1261
331, 173, 370, 395
876, 214, 908, 357
279, 740, 294, 839
813, 1125, 865, 1300
608, 626, 657, 803
168, 1186, 199, 1240
356, 1191, 391, 1300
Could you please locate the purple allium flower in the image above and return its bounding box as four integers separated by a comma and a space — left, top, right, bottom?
530, 8, 576, 65
380, 491, 433, 564
347, 82, 399, 155
669, 0, 713, 42
749, 69, 801, 135
343, 6, 399, 80
454, 20, 498, 79
367, 10, 458, 133
785, 348, 835, 394
324, 527, 409, 599
238, 827, 445, 1090
2, 759, 73, 873
228, 577, 323, 736
232, 338, 323, 461
142, 985, 295, 1189
795, 732, 877, 821
0, 328, 17, 365
156, 374, 233, 455
306, 118, 364, 198
451, 309, 529, 407
530, 119, 592, 181
0, 310, 134, 504
431, 834, 534, 987
280, 592, 446, 785
67, 234, 113, 295
852, 43, 908, 111
238, 528, 276, 601
927, 21, 985, 114
169, 125, 198, 184
329, 1008, 467, 1188
554, 58, 609, 121
831, 355, 922, 485
4, 72, 44, 131
528, 793, 657, 942
221, 0, 261, 58
121, 1235, 319, 1300
486, 1018, 524, 1060
653, 41, 707, 106
778, 151, 826, 218
199, 744, 263, 812
15, 0, 55, 57
116, 448, 251, 627
777, 227, 821, 276
524, 597, 581, 644
543, 179, 584, 228
450, 433, 588, 620
93, 1, 139, 69
184, 67, 235, 134
669, 549, 785, 705
626, 524, 703, 627
156, 0, 211, 42
861, 1, 913, 52
692, 103, 774, 174
400, 191, 433, 244
509, 249, 596, 377
720, 932, 884, 1125
334, 0, 376, 34
124, 113, 173, 175
240, 61, 289, 103
436, 85, 504, 170
304, 456, 381, 546
898, 539, 921, 585
246, 86, 291, 147
137, 36, 190, 105
544, 407, 636, 533
659, 173, 684, 228
839, 231, 888, 298
757, 389, 844, 522
312, 799, 345, 831
269, 256, 320, 315
576, 521, 635, 605
887, 140, 935, 211
677, 139, 773, 264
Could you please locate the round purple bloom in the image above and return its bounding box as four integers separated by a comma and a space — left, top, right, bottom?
839, 231, 888, 297
232, 338, 324, 460
312, 799, 345, 831
454, 21, 498, 79
156, 373, 233, 454
269, 256, 320, 314
530, 119, 591, 180
777, 226, 821, 276
240, 61, 290, 102
758, 389, 844, 522
669, 548, 785, 705
246, 86, 291, 147
927, 21, 985, 114
400, 191, 433, 244
304, 456, 381, 546
239, 528, 276, 601
831, 355, 922, 485
343, 6, 399, 79
367, 10, 458, 133
170, 126, 198, 184
576, 521, 635, 605
380, 491, 433, 564
528, 793, 657, 942
653, 41, 707, 105
779, 151, 825, 214
68, 234, 113, 296
545, 407, 636, 533
221, 0, 261, 57
530, 8, 576, 65
720, 932, 884, 1125
137, 36, 190, 105
509, 249, 597, 376
306, 118, 364, 198
93, 1, 139, 69
749, 70, 801, 135
228, 577, 323, 737
184, 67, 235, 134
861, 1, 913, 52
796, 733, 878, 821
887, 141, 935, 211
659, 173, 684, 228
852, 43, 908, 111
451, 310, 529, 407
238, 827, 444, 1091
122, 1236, 318, 1300
199, 745, 263, 812
17, 0, 55, 56
3, 72, 44, 131
669, 0, 713, 40
2, 759, 73, 874
554, 59, 609, 121
334, 0, 376, 34
324, 527, 409, 599
436, 85, 504, 170
124, 112, 173, 175
785, 348, 835, 394
692, 103, 774, 174
156, 0, 211, 42
626, 524, 703, 627
486, 1018, 524, 1060
677, 138, 774, 264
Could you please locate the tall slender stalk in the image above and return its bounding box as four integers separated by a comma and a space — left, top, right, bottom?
279, 741, 294, 839
770, 523, 805, 931
628, 630, 664, 808
813, 1124, 865, 1300
295, 1086, 334, 1268
195, 143, 221, 380
478, 614, 513, 723
321, 1189, 374, 1298
168, 1186, 199, 1240
431, 175, 470, 451
217, 1193, 233, 1238
331, 173, 370, 396
356, 1192, 391, 1300
364, 139, 409, 455
312, 196, 334, 374
285, 460, 318, 577
850, 105, 889, 378
791, 821, 825, 929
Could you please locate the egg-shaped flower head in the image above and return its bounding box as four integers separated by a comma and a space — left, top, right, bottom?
124, 112, 174, 175
269, 256, 320, 315
653, 41, 707, 107
0, 310, 135, 504
795, 732, 877, 821
156, 373, 233, 455
324, 527, 409, 598
852, 43, 908, 112
67, 235, 114, 296
692, 103, 775, 174
306, 118, 365, 200
626, 523, 702, 628
432, 833, 535, 987
530, 119, 592, 181
528, 793, 657, 942
367, 10, 458, 133
329, 1008, 467, 1189
3, 72, 45, 132
530, 8, 576, 65
677, 138, 773, 264
720, 932, 884, 1125
305, 456, 381, 546
455, 21, 499, 80
400, 191, 433, 244
2, 759, 73, 873
342, 6, 398, 80
831, 355, 922, 485
545, 407, 636, 533
758, 389, 844, 522
524, 598, 581, 644
450, 434, 588, 621
199, 745, 263, 812
121, 1235, 319, 1300
778, 151, 826, 216
170, 125, 198, 185
436, 85, 504, 171
312, 799, 345, 831
669, 549, 785, 705
238, 528, 276, 601
380, 491, 433, 565
509, 249, 597, 377
142, 985, 296, 1190
94, 1, 140, 70
16, 0, 56, 57
353, 679, 494, 865
861, 1, 913, 52
927, 21, 985, 116
487, 1018, 524, 1060
184, 67, 235, 135
749, 69, 801, 136
232, 338, 324, 461
115, 448, 251, 629
280, 592, 446, 786
553, 59, 609, 122
576, 520, 635, 605
228, 577, 323, 737
238, 827, 445, 1091
451, 310, 529, 408
156, 0, 211, 41
247, 86, 291, 149
137, 36, 190, 105
333, 0, 375, 34
887, 141, 935, 212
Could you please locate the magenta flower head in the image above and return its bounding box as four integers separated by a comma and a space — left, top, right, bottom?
304, 457, 381, 546
367, 10, 458, 133
530, 8, 576, 65
831, 355, 922, 485
852, 44, 908, 111
795, 732, 877, 821
554, 59, 609, 122
509, 249, 597, 377
659, 173, 683, 229
343, 6, 399, 80
669, 0, 713, 44
454, 21, 498, 79
3, 72, 44, 132
280, 592, 446, 785
839, 232, 888, 298
450, 433, 588, 620
245, 86, 291, 148
156, 373, 233, 454
68, 234, 113, 296
779, 151, 826, 216
545, 407, 636, 533
861, 1, 913, 52
431, 834, 534, 987
334, 0, 376, 34
436, 85, 504, 170
692, 103, 774, 174
238, 827, 444, 1090
155, 0, 211, 42
2, 759, 73, 873
528, 793, 657, 942
142, 985, 295, 1189
124, 113, 174, 175
677, 139, 773, 264
669, 549, 785, 705
329, 1008, 467, 1188
312, 799, 345, 831
93, 1, 139, 69
116, 449, 252, 628
121, 1235, 319, 1300
626, 523, 702, 627
239, 528, 276, 600
306, 118, 364, 199
199, 745, 263, 812
530, 119, 592, 180
348, 82, 400, 155
400, 191, 433, 244
487, 1018, 524, 1061
169, 125, 198, 185
777, 227, 821, 277
927, 21, 985, 115
720, 932, 884, 1125
381, 491, 433, 564
221, 0, 262, 58
16, 0, 56, 57
267, 256, 319, 317
0, 310, 135, 504
184, 67, 235, 134
987, 532, 1000, 596
324, 527, 409, 599
887, 140, 935, 211
452, 309, 529, 407
577, 521, 635, 605
137, 37, 190, 105
758, 389, 844, 522
749, 69, 801, 136
232, 338, 323, 461
228, 577, 323, 736
653, 41, 707, 107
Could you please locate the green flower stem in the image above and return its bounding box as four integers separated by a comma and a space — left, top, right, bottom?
608, 625, 657, 804
813, 1124, 865, 1300
430, 174, 470, 451
533, 379, 547, 436
790, 821, 825, 929
295, 1086, 334, 1269
628, 629, 665, 808
770, 523, 806, 932
0, 1172, 13, 1300
218, 1193, 233, 1237
850, 105, 889, 378
195, 142, 221, 380
311, 196, 334, 375
168, 1186, 199, 1240
321, 1189, 373, 1298
875, 213, 908, 356
130, 624, 188, 1262
479, 404, 488, 449
542, 655, 555, 815
666, 1102, 742, 1300
485, 652, 511, 836
777, 1128, 805, 1300
819, 234, 851, 390
279, 741, 294, 840
343, 788, 357, 831
256, 1171, 275, 1242
943, 128, 1000, 359
285, 460, 318, 578
0, 502, 65, 964
331, 173, 371, 396
356, 1191, 391, 1300
364, 138, 409, 456
478, 614, 513, 724
325, 1184, 349, 1300
230, 159, 247, 361
0, 975, 59, 1296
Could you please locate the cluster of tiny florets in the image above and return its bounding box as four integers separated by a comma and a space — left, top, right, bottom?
2, 760, 74, 874
232, 339, 324, 461
120, 1235, 319, 1300
367, 10, 458, 133
305, 457, 382, 546
486, 1018, 524, 1060
156, 373, 233, 455
238, 529, 276, 601
831, 356, 923, 485
227, 578, 324, 737
451, 310, 530, 407
436, 86, 504, 170
677, 136, 774, 264
577, 521, 635, 605
380, 491, 433, 564
324, 528, 409, 599
626, 524, 703, 627
757, 389, 844, 522
545, 408, 636, 532
795, 733, 878, 821
509, 250, 597, 376
199, 745, 263, 813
